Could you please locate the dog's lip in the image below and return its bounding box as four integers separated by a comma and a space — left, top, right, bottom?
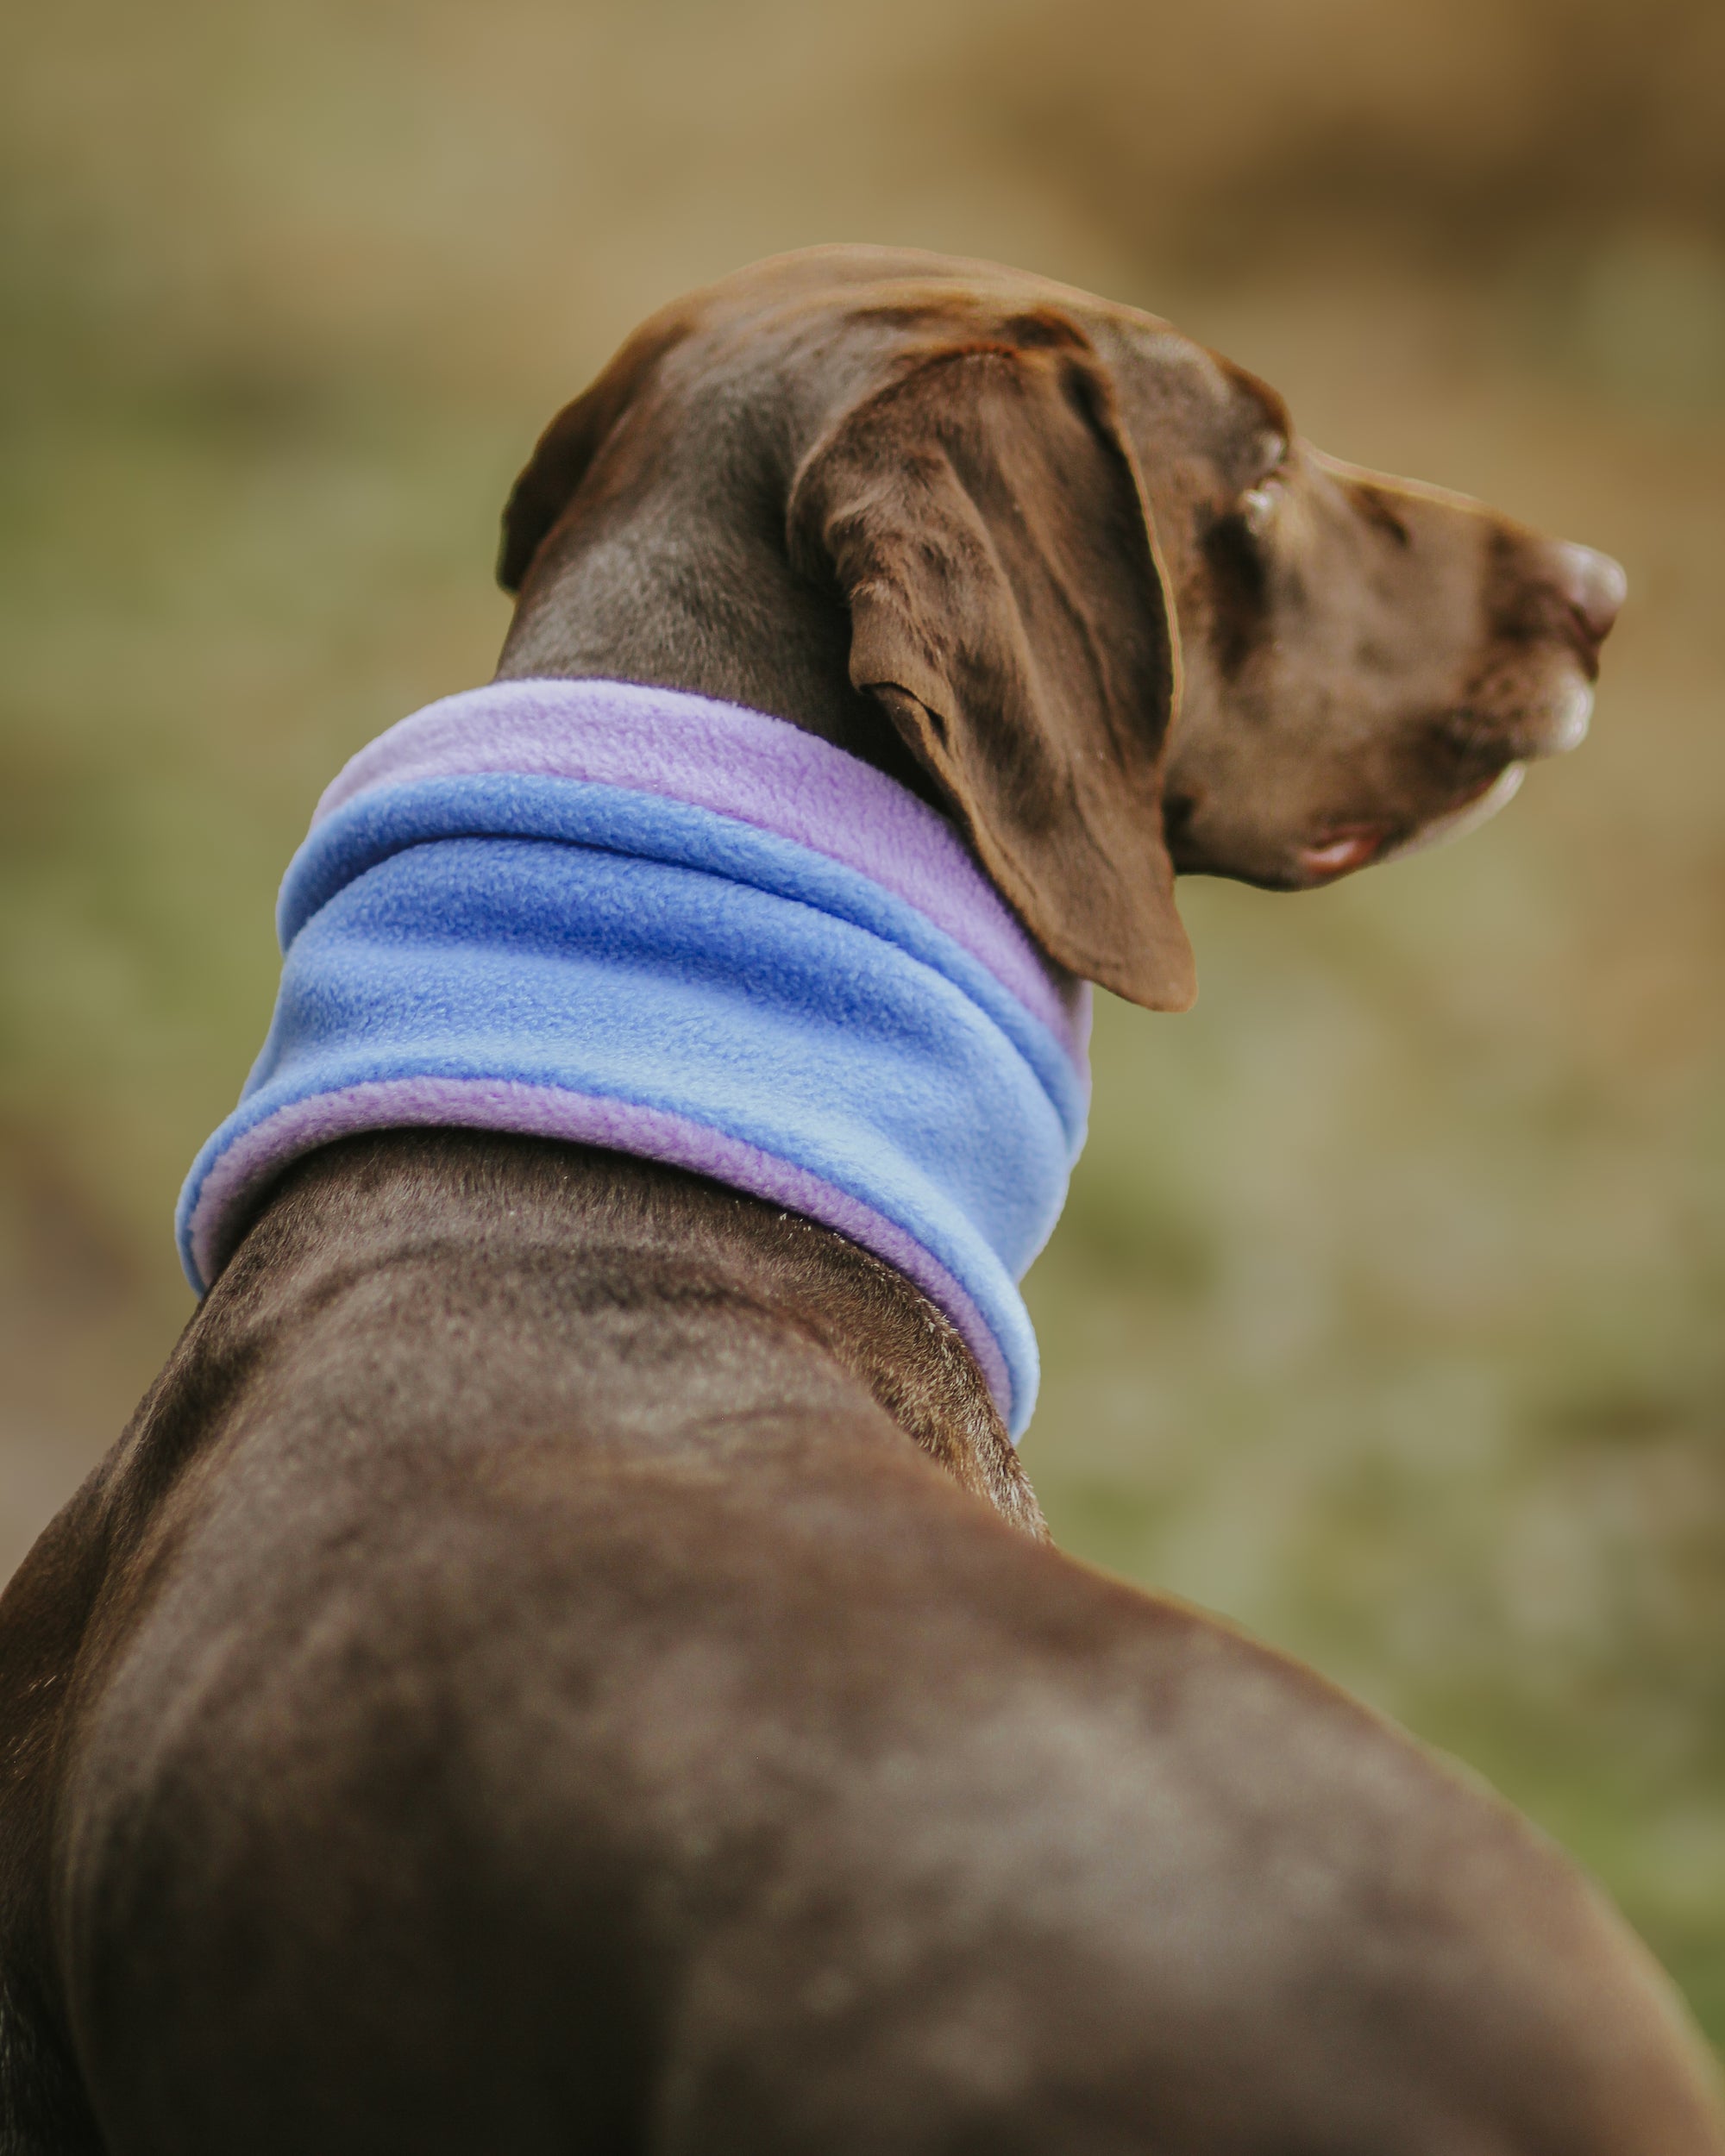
1489, 678, 1596, 761
1429, 676, 1593, 779
1527, 676, 1594, 757
1297, 826, 1389, 880
1379, 761, 1527, 863
1299, 761, 1529, 881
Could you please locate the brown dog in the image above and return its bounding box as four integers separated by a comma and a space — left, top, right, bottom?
0, 247, 1716, 2153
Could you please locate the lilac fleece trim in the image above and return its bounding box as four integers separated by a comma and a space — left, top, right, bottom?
189, 1076, 1013, 1412
313, 677, 1091, 1069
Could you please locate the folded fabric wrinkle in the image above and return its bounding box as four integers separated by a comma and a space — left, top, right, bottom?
178, 678, 1092, 1438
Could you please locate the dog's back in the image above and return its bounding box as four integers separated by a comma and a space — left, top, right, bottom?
9, 1136, 1716, 2152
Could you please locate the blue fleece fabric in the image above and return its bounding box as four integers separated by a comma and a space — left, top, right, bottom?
179, 769, 1088, 1436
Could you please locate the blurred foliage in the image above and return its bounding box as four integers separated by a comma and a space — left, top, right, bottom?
3, 0, 1722, 2052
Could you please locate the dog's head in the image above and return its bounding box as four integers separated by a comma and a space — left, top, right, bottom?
499, 247, 1622, 1012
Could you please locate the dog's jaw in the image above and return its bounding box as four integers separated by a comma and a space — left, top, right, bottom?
1377, 761, 1528, 866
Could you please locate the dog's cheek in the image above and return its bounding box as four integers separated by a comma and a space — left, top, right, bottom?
1197, 514, 1272, 681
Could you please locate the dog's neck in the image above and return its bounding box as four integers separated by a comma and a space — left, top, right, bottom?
209, 1131, 1047, 1536
179, 680, 1088, 1432
181, 680, 1087, 1518
488, 555, 1039, 1502
493, 495, 939, 804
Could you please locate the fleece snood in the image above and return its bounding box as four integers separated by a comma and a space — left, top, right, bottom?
176, 678, 1092, 1438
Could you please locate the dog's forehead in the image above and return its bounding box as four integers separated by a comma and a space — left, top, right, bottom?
693, 244, 1172, 355
683, 250, 1098, 357
693, 242, 1095, 312
678, 247, 1270, 458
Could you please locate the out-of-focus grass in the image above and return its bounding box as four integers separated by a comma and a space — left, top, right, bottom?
3, 0, 1722, 2054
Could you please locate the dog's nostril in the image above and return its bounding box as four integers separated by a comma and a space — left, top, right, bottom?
1544, 541, 1627, 644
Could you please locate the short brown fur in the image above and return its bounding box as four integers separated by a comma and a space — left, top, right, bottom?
0, 248, 1711, 2154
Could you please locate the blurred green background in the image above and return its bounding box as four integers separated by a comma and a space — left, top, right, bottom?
4, 0, 1722, 2049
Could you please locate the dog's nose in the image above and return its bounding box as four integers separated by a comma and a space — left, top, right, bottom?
1544, 542, 1627, 646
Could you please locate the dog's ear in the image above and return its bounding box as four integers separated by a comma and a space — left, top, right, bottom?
498, 313, 694, 595
787, 323, 1194, 1012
